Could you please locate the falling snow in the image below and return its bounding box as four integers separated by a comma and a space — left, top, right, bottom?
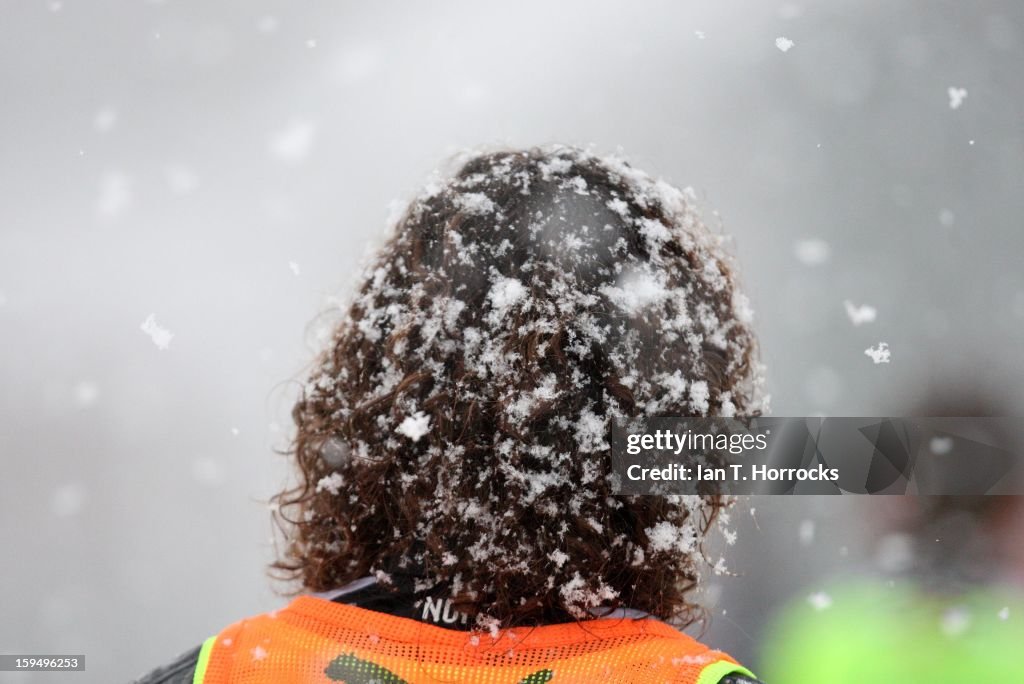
191, 458, 225, 487
798, 519, 815, 546
778, 3, 802, 19
93, 107, 118, 133
269, 119, 316, 163
51, 483, 87, 517
947, 87, 968, 110
96, 172, 132, 217
794, 239, 830, 265
256, 15, 279, 34
165, 164, 199, 195
940, 606, 971, 636
140, 314, 174, 350
864, 342, 891, 364
807, 591, 833, 611
74, 381, 99, 408
843, 300, 877, 326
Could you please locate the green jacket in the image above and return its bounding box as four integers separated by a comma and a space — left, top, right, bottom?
761, 580, 1024, 683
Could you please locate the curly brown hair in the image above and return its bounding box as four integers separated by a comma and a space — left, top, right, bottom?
272, 145, 763, 630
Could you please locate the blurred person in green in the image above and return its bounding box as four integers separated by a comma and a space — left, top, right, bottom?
761, 390, 1024, 682
761, 498, 1024, 682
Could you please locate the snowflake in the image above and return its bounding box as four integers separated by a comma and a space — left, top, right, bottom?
843, 300, 877, 326
97, 172, 132, 217
269, 119, 316, 163
794, 239, 830, 265
798, 519, 815, 546
140, 314, 173, 350
316, 473, 345, 495
397, 412, 431, 442
864, 342, 891, 364
94, 107, 117, 132
807, 591, 833, 611
940, 606, 971, 636
947, 87, 968, 110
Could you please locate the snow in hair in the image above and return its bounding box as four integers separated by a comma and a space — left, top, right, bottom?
276, 145, 765, 629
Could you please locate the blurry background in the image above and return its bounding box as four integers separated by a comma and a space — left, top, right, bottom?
2, 1, 1023, 681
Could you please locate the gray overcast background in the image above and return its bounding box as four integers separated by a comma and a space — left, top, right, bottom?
2, 1, 1023, 681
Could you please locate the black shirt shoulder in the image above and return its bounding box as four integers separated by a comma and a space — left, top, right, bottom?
131, 644, 200, 684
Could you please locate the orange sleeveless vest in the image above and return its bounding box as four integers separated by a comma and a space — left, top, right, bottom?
193, 596, 753, 684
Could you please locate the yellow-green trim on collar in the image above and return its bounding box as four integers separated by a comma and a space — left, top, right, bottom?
192, 635, 217, 684
696, 659, 757, 684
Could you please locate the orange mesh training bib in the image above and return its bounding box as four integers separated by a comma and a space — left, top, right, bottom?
193, 596, 753, 684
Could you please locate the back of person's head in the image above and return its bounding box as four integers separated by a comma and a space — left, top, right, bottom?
274, 145, 764, 630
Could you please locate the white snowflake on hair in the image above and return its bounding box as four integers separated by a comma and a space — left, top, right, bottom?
397, 412, 431, 441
